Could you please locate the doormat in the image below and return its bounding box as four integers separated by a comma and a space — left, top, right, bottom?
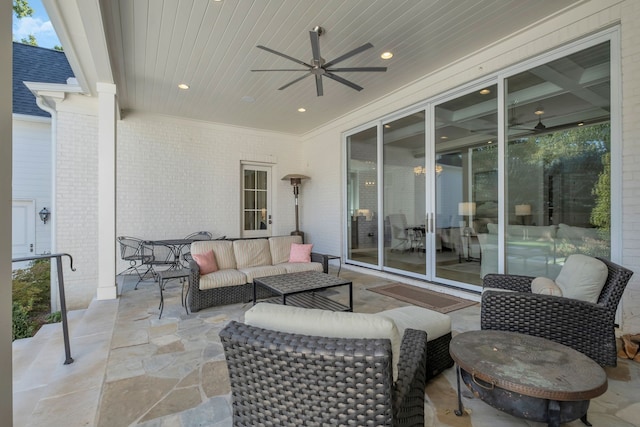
368, 283, 476, 313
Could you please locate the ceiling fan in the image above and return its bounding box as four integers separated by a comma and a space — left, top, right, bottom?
251, 26, 387, 96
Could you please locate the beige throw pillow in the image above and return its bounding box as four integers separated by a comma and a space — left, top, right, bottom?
555, 254, 608, 303
531, 277, 563, 296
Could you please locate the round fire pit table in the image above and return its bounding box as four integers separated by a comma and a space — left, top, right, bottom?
449, 330, 607, 427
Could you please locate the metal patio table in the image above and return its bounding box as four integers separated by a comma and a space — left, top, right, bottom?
253, 270, 353, 312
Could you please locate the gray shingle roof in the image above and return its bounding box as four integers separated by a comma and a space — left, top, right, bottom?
13, 42, 75, 118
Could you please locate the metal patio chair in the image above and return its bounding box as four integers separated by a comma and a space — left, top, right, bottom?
117, 236, 153, 288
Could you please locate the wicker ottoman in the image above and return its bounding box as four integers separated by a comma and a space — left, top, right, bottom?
378, 306, 454, 381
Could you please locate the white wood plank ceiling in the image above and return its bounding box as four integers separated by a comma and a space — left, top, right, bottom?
100, 0, 581, 134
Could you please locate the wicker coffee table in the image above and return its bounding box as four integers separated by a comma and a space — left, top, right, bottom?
253, 270, 352, 312
450, 330, 607, 427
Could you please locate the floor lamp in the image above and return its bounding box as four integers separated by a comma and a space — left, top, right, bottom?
458, 202, 476, 261
282, 174, 310, 242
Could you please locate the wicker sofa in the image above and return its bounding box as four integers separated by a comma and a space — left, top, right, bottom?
220, 305, 428, 426
187, 235, 329, 312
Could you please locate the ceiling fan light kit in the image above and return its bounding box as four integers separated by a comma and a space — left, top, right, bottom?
251, 26, 387, 96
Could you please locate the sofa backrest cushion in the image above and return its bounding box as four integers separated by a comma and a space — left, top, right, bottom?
269, 235, 303, 265
245, 303, 401, 380
555, 254, 608, 303
233, 239, 272, 269
191, 240, 236, 270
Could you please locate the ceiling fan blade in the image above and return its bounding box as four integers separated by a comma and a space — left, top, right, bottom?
325, 72, 363, 92
278, 73, 311, 90
315, 75, 323, 96
326, 67, 387, 72
324, 42, 373, 68
310, 30, 321, 64
251, 69, 309, 72
256, 45, 312, 68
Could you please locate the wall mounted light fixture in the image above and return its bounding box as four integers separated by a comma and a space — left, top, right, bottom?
39, 207, 50, 224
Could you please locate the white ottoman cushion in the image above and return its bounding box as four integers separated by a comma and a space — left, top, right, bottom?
377, 305, 451, 341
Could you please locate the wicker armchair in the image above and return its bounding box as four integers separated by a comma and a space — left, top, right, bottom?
481, 257, 633, 367
219, 320, 427, 427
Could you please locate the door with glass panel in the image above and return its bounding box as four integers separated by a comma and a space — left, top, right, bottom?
433, 85, 498, 288
382, 112, 428, 277
241, 164, 271, 238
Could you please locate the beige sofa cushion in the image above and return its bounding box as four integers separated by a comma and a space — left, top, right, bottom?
239, 265, 287, 283
191, 240, 236, 270
278, 262, 324, 274
245, 303, 402, 380
269, 235, 303, 265
233, 239, 272, 269
198, 269, 247, 290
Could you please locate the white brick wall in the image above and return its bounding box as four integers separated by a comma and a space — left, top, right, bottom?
55, 111, 99, 309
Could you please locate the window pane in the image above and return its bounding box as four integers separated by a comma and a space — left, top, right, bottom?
244, 211, 257, 230
383, 111, 425, 274
244, 190, 255, 209
244, 170, 256, 189
505, 41, 611, 278
346, 126, 378, 265
256, 171, 267, 190
434, 86, 497, 286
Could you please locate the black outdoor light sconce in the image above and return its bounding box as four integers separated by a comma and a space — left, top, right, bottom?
39, 207, 50, 224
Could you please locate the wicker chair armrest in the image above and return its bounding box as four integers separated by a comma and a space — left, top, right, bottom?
481, 291, 614, 365
311, 252, 329, 273
393, 328, 427, 425
483, 273, 534, 292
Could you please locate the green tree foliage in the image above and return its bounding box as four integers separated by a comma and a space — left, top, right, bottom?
12, 259, 52, 340
20, 34, 37, 46
13, 0, 38, 46
591, 152, 611, 231
13, 0, 34, 18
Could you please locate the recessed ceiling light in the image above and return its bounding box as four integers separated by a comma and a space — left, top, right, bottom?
534, 106, 545, 115
479, 88, 491, 95
297, 107, 306, 112
241, 96, 255, 103
384, 124, 391, 128
578, 121, 584, 126
178, 83, 190, 90
380, 52, 393, 60
487, 140, 493, 144
440, 135, 448, 140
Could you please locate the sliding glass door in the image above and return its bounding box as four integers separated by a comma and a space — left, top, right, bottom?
433, 85, 498, 287
382, 111, 427, 277
344, 35, 613, 291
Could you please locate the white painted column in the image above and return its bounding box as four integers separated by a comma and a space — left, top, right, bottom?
96, 82, 117, 300
0, 0, 14, 422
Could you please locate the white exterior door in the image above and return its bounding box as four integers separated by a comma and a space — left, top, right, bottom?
241, 164, 272, 238
12, 200, 35, 258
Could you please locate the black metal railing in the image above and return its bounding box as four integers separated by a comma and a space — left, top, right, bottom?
11, 253, 76, 365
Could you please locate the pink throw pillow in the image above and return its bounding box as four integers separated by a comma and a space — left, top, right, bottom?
289, 243, 313, 263
192, 250, 218, 274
